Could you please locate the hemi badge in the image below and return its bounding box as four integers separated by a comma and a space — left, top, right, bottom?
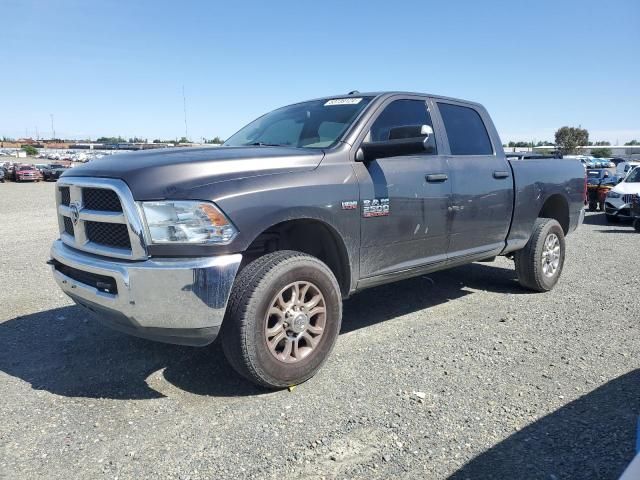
341, 201, 358, 210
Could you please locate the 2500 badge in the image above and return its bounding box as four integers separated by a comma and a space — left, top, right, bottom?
362, 198, 390, 217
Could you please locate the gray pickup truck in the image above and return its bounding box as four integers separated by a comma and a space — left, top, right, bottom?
50, 92, 585, 388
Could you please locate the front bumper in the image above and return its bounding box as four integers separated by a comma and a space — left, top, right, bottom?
604, 198, 632, 219
50, 240, 242, 346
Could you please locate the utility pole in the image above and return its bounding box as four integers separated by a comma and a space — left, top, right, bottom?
182, 85, 189, 142
50, 114, 56, 140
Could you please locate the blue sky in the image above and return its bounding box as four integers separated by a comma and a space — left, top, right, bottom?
2, 0, 639, 144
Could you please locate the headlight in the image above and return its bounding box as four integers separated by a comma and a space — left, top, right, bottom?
607, 191, 621, 198
141, 201, 237, 244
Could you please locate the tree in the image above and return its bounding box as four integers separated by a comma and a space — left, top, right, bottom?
97, 136, 126, 144
590, 148, 612, 158
625, 140, 640, 146
205, 136, 224, 144
593, 141, 610, 146
178, 137, 190, 144
554, 126, 588, 155
21, 145, 38, 156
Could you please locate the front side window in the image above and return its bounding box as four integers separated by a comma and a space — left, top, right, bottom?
438, 103, 493, 155
625, 167, 640, 183
224, 97, 373, 149
368, 99, 436, 154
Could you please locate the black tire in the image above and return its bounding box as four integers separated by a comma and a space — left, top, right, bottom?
606, 214, 619, 224
514, 218, 566, 292
220, 250, 342, 389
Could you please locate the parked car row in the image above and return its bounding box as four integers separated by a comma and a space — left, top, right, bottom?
0, 162, 71, 183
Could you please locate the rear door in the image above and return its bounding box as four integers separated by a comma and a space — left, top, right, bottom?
433, 101, 513, 258
352, 96, 452, 278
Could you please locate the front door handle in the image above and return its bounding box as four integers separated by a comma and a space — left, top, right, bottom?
493, 170, 510, 179
426, 173, 448, 183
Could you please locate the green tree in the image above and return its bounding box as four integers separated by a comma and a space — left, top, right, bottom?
178, 137, 190, 144
624, 140, 640, 146
554, 126, 589, 155
21, 145, 38, 156
97, 136, 126, 144
590, 148, 612, 158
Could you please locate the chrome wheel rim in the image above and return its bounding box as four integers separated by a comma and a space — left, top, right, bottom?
541, 233, 561, 277
264, 281, 326, 363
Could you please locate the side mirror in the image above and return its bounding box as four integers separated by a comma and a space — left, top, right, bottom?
357, 125, 434, 162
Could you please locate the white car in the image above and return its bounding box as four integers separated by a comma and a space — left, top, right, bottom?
604, 166, 640, 222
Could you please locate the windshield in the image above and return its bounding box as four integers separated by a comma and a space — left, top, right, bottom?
224, 97, 373, 149
625, 167, 640, 183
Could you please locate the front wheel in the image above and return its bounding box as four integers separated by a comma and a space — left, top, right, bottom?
514, 218, 566, 292
221, 250, 342, 389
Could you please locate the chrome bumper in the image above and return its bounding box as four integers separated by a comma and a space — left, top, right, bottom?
50, 240, 242, 346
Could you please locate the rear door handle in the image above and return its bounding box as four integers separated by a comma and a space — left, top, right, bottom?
493, 170, 510, 179
426, 173, 448, 182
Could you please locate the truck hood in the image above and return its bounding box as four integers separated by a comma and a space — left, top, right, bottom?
62, 146, 324, 199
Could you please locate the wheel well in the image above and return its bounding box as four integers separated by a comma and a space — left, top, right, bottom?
539, 194, 569, 233
244, 219, 351, 296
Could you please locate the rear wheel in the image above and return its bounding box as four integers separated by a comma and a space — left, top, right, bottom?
514, 218, 565, 292
221, 250, 342, 389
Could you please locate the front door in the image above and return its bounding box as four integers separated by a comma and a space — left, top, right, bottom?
352, 98, 452, 278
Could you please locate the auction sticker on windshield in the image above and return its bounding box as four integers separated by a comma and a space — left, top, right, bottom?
324, 98, 362, 106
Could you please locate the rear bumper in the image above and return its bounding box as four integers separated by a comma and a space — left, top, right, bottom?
50, 240, 242, 346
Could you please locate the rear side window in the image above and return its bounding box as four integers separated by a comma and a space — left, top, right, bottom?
437, 103, 493, 155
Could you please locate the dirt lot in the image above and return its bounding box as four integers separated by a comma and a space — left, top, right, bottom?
1, 181, 638, 480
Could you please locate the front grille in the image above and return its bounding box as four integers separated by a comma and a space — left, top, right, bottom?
63, 216, 74, 236
52, 260, 118, 294
56, 179, 146, 259
59, 187, 70, 205
86, 221, 131, 249
622, 194, 636, 204
83, 188, 122, 212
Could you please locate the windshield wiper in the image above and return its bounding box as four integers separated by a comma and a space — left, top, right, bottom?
245, 142, 285, 147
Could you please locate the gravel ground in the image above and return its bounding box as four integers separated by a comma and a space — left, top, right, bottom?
1, 181, 638, 480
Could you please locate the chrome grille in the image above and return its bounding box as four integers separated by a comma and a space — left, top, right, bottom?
55, 177, 147, 260
622, 194, 636, 204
